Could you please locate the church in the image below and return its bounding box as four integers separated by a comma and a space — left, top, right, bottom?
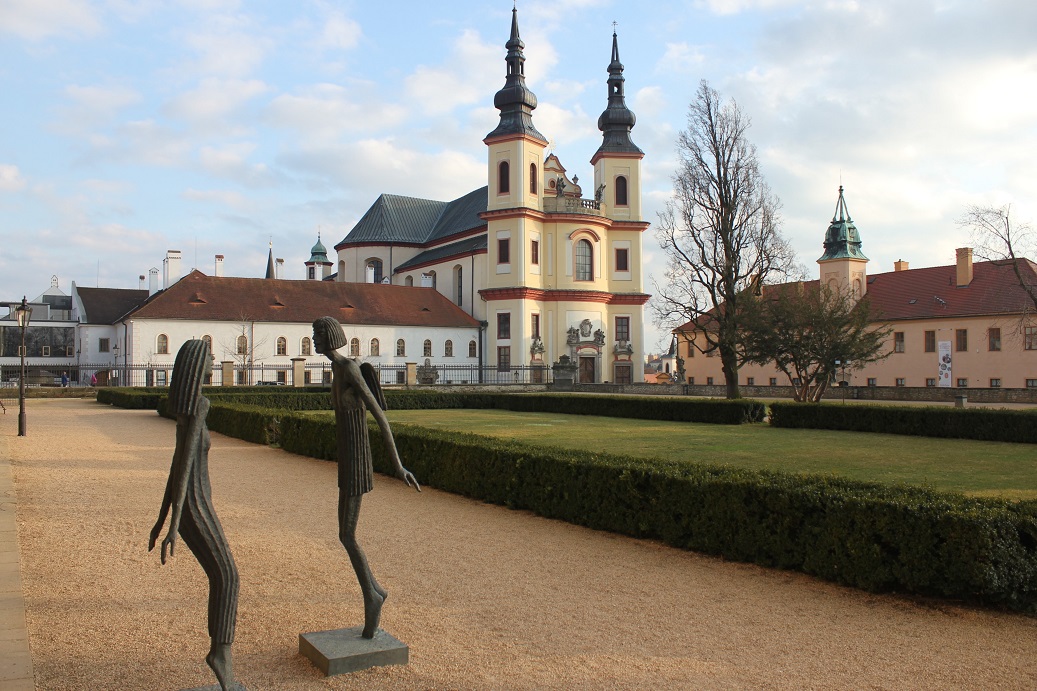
329, 9, 651, 384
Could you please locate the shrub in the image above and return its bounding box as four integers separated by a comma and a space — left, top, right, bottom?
96, 388, 165, 409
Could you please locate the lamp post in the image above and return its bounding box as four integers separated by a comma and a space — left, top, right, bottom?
15, 296, 32, 436
113, 343, 120, 386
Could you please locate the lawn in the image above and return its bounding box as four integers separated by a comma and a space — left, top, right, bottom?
373, 408, 1037, 500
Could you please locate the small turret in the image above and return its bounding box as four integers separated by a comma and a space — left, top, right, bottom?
818, 186, 868, 262
305, 233, 334, 280
485, 7, 547, 143
594, 31, 643, 158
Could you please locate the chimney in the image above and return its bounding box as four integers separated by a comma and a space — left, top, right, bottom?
956, 247, 973, 287
276, 257, 284, 279
148, 267, 160, 295
214, 254, 225, 277
894, 259, 909, 272
138, 275, 146, 290
163, 249, 182, 289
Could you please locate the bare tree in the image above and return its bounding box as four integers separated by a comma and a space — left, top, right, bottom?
218, 313, 268, 385
960, 204, 1037, 311
653, 80, 799, 398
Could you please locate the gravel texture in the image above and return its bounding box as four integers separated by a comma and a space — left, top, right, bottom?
6, 398, 1037, 690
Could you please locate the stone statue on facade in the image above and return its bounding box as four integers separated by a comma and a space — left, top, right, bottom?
312, 317, 420, 639
149, 339, 241, 691
593, 328, 606, 346
566, 326, 579, 345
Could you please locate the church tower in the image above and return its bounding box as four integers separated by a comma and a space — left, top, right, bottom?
817, 186, 869, 300
305, 233, 333, 281
591, 31, 644, 222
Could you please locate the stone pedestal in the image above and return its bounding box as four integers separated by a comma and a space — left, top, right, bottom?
299, 627, 408, 676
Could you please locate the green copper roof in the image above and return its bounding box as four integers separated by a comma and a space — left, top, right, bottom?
307, 235, 330, 264
818, 186, 869, 262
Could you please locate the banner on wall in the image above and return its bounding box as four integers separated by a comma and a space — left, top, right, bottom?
937, 340, 952, 387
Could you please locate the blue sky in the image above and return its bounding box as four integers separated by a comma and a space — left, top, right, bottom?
2, 0, 1034, 350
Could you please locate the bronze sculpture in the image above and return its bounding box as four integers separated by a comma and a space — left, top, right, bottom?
312, 316, 420, 639
149, 339, 240, 690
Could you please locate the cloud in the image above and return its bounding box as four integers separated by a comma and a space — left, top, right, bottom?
698, 0, 802, 15
0, 165, 27, 191
177, 14, 272, 78
657, 43, 706, 73
56, 84, 142, 134
196, 143, 276, 187
403, 29, 500, 116
266, 83, 408, 142
84, 120, 193, 167
319, 13, 361, 50
164, 78, 269, 127
182, 187, 248, 209
0, 0, 100, 40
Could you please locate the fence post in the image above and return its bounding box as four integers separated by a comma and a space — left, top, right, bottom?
221, 361, 235, 387
291, 358, 306, 387
406, 362, 417, 386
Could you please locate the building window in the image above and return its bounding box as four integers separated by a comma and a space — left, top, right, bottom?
498, 238, 510, 264
469, 340, 477, 358
531, 240, 539, 265
615, 247, 629, 272
746, 377, 755, 386
531, 313, 540, 339
405, 275, 413, 287
351, 338, 361, 357
896, 377, 906, 387
990, 378, 1002, 388
1027, 379, 1037, 388
769, 378, 777, 386
396, 339, 406, 357
924, 330, 936, 353
301, 337, 312, 355
445, 340, 453, 357
455, 266, 463, 306
529, 163, 537, 194
706, 377, 713, 385
957, 378, 968, 387
615, 175, 628, 206
615, 364, 632, 384
498, 160, 510, 194
615, 316, 630, 342
308, 266, 315, 280
867, 378, 877, 387
236, 335, 248, 355
156, 370, 167, 387
156, 334, 169, 354
989, 327, 1002, 352
497, 346, 511, 372
1026, 326, 1037, 350
497, 313, 511, 339
426, 270, 437, 289
423, 339, 432, 357
367, 259, 383, 284
926, 378, 936, 387
894, 332, 905, 353
396, 370, 405, 384
276, 370, 287, 384
99, 338, 110, 353
956, 329, 968, 352
370, 339, 380, 356
42, 345, 51, 357
575, 239, 593, 281
277, 337, 287, 356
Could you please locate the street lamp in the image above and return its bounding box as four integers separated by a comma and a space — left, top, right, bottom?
15, 296, 32, 436
112, 343, 120, 386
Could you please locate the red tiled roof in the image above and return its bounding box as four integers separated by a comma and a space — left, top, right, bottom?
128, 271, 480, 328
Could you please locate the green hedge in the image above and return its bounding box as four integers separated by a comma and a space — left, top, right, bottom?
270, 408, 1037, 612
157, 397, 282, 446
770, 402, 1037, 443
96, 388, 166, 409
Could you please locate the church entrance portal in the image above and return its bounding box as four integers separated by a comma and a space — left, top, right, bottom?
579, 356, 595, 384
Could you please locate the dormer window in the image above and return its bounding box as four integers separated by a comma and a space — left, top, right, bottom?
498, 160, 510, 194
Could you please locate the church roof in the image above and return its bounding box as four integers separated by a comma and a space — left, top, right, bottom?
127, 270, 480, 328
307, 236, 331, 264
338, 187, 488, 248
76, 287, 150, 324
818, 186, 868, 262
594, 32, 643, 159
395, 235, 488, 273
485, 8, 546, 143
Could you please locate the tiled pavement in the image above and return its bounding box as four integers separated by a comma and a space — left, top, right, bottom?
0, 440, 34, 690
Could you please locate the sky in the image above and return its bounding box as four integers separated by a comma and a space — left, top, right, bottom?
2, 0, 1035, 351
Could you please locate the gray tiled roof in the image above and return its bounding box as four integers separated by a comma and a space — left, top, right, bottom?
339, 187, 488, 247
428, 187, 488, 243
77, 287, 150, 324
395, 235, 488, 273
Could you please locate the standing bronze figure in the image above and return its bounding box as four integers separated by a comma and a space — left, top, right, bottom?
149, 339, 240, 690
312, 317, 420, 639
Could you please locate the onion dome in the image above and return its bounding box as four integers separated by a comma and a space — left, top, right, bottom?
485, 8, 547, 142
818, 186, 869, 261
594, 32, 643, 157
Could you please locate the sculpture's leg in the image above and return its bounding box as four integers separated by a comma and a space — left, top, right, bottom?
338, 494, 384, 638
206, 641, 234, 691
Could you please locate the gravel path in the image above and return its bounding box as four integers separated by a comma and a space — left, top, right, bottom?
6, 398, 1037, 690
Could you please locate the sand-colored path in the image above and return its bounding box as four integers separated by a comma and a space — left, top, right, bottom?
4, 399, 1037, 689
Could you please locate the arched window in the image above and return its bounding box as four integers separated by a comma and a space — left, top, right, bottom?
405, 275, 413, 287
157, 334, 169, 354
445, 340, 453, 357
469, 340, 477, 358
427, 270, 437, 289
396, 339, 406, 357
615, 175, 628, 206
301, 337, 312, 355
276, 336, 287, 356
366, 259, 383, 284
529, 163, 537, 194
350, 338, 360, 357
423, 339, 432, 357
454, 265, 463, 306
370, 338, 380, 356
575, 239, 593, 281
236, 335, 248, 355
498, 160, 510, 194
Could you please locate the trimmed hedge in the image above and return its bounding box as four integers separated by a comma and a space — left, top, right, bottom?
770, 402, 1037, 444
96, 388, 166, 409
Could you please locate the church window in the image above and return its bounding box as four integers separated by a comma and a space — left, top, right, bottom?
575, 239, 593, 281
237, 335, 248, 355
350, 338, 360, 357
423, 339, 432, 357
396, 339, 406, 356
615, 316, 630, 342
370, 338, 380, 356
405, 275, 413, 287
157, 334, 169, 354
498, 238, 510, 264
498, 161, 510, 194
445, 340, 454, 357
615, 175, 628, 206
308, 266, 315, 280
99, 338, 110, 353
497, 313, 511, 339
276, 337, 287, 356
301, 337, 312, 355
531, 240, 539, 265
367, 259, 383, 284
531, 313, 540, 339
497, 346, 511, 372
426, 270, 437, 289
455, 265, 463, 306
468, 340, 477, 358
615, 247, 629, 272
530, 163, 538, 194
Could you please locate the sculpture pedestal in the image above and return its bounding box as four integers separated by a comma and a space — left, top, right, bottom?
299, 627, 409, 676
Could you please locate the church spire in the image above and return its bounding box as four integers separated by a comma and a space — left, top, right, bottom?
485, 7, 546, 142
818, 186, 868, 262
594, 30, 642, 158
265, 242, 276, 279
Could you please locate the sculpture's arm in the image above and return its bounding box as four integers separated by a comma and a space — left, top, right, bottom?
148, 469, 173, 552
348, 362, 421, 492
160, 397, 211, 563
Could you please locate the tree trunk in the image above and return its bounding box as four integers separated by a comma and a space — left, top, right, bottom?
721, 351, 741, 399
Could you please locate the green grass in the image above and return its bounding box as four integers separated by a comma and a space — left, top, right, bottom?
369, 408, 1037, 500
